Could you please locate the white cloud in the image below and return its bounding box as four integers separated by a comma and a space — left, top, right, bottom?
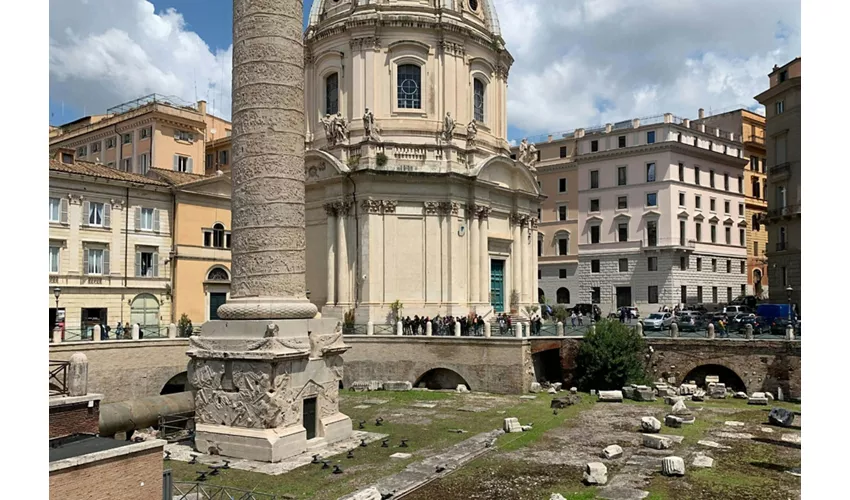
49, 0, 232, 120
50, 0, 800, 139
495, 0, 801, 137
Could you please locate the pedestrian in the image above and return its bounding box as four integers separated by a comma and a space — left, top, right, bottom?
570, 311, 577, 327
577, 312, 583, 326
123, 322, 132, 339
115, 321, 124, 340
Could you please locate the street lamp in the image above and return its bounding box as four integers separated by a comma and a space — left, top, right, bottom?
785, 285, 793, 322
53, 287, 61, 311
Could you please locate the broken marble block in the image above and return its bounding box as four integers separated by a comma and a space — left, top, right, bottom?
602, 444, 623, 459
597, 390, 624, 402
692, 454, 714, 468
661, 456, 686, 476
734, 391, 749, 399
678, 383, 698, 395
709, 383, 727, 399
641, 416, 662, 433
643, 434, 673, 450
553, 383, 563, 391
456, 384, 470, 393
384, 381, 412, 391
664, 395, 684, 405
551, 396, 580, 408
635, 388, 656, 402
548, 387, 558, 395
765, 391, 775, 401
748, 392, 769, 405
550, 494, 567, 500
705, 375, 720, 384
671, 400, 691, 416
503, 417, 523, 433
570, 387, 578, 394
590, 390, 597, 396
622, 386, 636, 400
583, 462, 608, 485
768, 407, 796, 427
349, 487, 383, 500
679, 415, 696, 425
665, 415, 684, 428
530, 382, 541, 393
351, 380, 383, 392
654, 382, 669, 392
691, 389, 706, 402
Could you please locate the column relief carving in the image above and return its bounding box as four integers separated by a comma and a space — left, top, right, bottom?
323, 203, 337, 217
476, 205, 491, 220
361, 199, 383, 214
381, 200, 398, 214
424, 201, 440, 215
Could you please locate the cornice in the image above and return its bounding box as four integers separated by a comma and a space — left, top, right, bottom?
575, 141, 748, 168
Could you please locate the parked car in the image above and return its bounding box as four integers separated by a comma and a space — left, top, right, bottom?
770, 317, 800, 335
737, 316, 770, 335
674, 312, 703, 332
723, 305, 752, 318
643, 312, 674, 331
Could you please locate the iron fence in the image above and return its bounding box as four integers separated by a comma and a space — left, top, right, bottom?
171, 482, 280, 500
49, 360, 70, 396
374, 324, 395, 335
343, 324, 367, 335
158, 411, 195, 442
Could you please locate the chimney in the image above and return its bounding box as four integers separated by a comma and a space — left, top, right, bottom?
698, 108, 705, 119
547, 135, 553, 143
197, 100, 207, 115
54, 148, 76, 165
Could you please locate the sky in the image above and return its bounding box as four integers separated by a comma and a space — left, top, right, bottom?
49, 0, 801, 142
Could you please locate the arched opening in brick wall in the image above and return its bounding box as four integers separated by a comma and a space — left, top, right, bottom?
681, 364, 747, 393
161, 371, 188, 395
414, 368, 470, 391
532, 348, 563, 384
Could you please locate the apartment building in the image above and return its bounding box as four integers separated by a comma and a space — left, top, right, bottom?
148, 170, 233, 324
755, 57, 801, 310
512, 135, 579, 306
695, 108, 769, 297
49, 94, 231, 175
49, 150, 173, 337
574, 114, 749, 312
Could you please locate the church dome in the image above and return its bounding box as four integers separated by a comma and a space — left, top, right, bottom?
303, 0, 514, 174
307, 0, 502, 39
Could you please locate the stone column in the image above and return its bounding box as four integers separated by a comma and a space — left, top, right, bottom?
217, 0, 317, 320
511, 214, 521, 305
479, 207, 490, 307
68, 352, 89, 397
324, 204, 337, 306
469, 206, 480, 304
520, 219, 529, 306
336, 202, 351, 305
530, 218, 539, 305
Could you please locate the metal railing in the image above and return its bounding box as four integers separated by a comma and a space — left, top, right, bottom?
767, 204, 800, 219
50, 324, 176, 343
49, 360, 70, 396
171, 481, 280, 500
769, 161, 791, 176
745, 134, 765, 145
158, 411, 195, 442
343, 324, 367, 335
374, 324, 395, 335
641, 237, 696, 249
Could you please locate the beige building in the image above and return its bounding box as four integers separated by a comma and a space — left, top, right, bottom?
302, 0, 542, 322
513, 135, 579, 306
755, 57, 801, 310
49, 150, 173, 338
49, 94, 231, 175
695, 108, 769, 297
574, 114, 749, 311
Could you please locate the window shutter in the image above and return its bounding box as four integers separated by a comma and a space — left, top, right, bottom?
82, 248, 89, 275
60, 198, 69, 224
187, 158, 194, 173
134, 207, 141, 231
104, 203, 111, 228
103, 249, 110, 275
173, 155, 179, 171
135, 251, 141, 277
82, 201, 90, 225
153, 252, 159, 277
153, 209, 161, 232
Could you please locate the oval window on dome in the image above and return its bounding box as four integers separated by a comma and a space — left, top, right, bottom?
469, 0, 479, 11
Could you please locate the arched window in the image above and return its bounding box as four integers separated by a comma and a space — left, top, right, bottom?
213, 223, 225, 248
325, 73, 339, 116
397, 64, 421, 109
555, 232, 570, 256
130, 294, 160, 332
556, 287, 570, 304
473, 78, 485, 122
538, 289, 545, 304
207, 267, 229, 281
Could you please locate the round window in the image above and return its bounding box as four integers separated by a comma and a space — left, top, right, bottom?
469, 0, 479, 11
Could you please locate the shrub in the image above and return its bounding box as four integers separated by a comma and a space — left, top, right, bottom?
177, 313, 193, 337
574, 319, 648, 391
552, 305, 570, 323
346, 155, 361, 168
376, 152, 388, 167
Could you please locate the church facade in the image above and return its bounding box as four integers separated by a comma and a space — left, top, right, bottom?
303, 0, 543, 323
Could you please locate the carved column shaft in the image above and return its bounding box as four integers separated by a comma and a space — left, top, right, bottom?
219, 0, 316, 319
470, 206, 480, 303
325, 204, 336, 306
511, 215, 522, 304
520, 221, 529, 305
531, 218, 539, 305
336, 203, 350, 305
478, 207, 490, 307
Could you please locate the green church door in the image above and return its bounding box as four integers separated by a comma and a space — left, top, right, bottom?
490, 259, 505, 312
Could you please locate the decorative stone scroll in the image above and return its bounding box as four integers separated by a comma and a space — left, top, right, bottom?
475, 205, 491, 220
424, 201, 440, 215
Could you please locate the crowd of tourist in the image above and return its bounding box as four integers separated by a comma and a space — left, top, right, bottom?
401, 314, 487, 336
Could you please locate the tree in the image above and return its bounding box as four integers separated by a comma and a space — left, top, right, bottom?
574, 319, 648, 391
177, 314, 193, 337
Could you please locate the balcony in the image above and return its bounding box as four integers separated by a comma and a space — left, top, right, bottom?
767, 204, 800, 220
770, 161, 791, 177
744, 134, 765, 147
